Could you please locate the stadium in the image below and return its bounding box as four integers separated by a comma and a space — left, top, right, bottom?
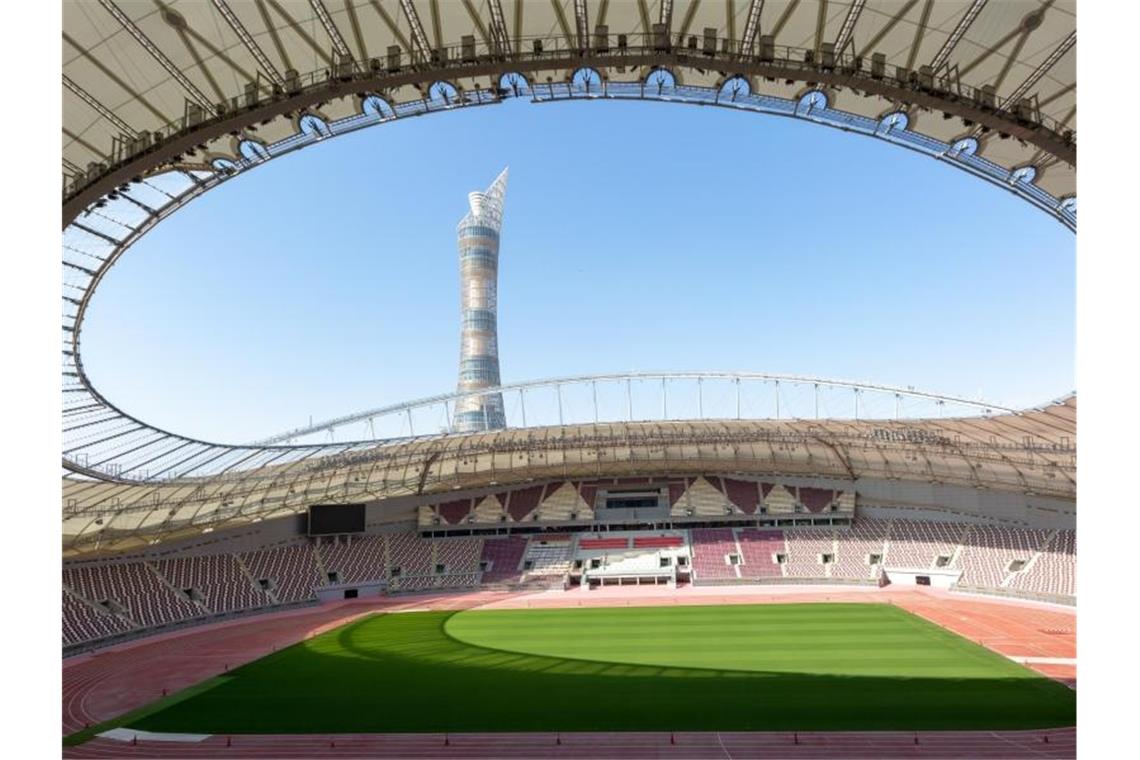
60, 1, 1078, 758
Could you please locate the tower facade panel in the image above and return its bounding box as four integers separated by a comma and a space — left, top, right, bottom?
454, 169, 509, 432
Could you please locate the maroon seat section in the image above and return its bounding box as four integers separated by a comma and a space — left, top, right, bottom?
579, 537, 630, 550
633, 536, 683, 548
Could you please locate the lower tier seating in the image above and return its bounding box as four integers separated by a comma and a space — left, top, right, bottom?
240, 543, 322, 604
737, 529, 785, 579
831, 520, 890, 580
62, 590, 131, 646
783, 529, 834, 579
63, 519, 1076, 648
689, 528, 739, 580
316, 535, 388, 584
154, 554, 269, 613
1007, 529, 1075, 597
479, 536, 529, 583
63, 561, 202, 627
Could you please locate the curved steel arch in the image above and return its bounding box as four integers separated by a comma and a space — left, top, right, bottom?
63, 33, 1075, 230
254, 371, 1016, 445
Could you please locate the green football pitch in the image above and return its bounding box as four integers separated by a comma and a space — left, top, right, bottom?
100, 603, 1075, 735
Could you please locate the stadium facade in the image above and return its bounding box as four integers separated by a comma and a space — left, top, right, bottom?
453, 168, 509, 433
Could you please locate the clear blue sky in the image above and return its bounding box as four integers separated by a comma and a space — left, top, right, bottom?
80, 99, 1074, 444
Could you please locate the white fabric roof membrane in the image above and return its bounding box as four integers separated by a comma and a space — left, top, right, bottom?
63, 1, 1075, 200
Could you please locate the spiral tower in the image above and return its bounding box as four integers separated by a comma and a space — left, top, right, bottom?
453, 167, 509, 432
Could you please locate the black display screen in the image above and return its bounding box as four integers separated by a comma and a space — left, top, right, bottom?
308, 504, 366, 535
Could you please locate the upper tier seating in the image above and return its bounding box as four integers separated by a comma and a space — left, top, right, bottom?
831, 520, 890, 580
240, 543, 321, 604
64, 562, 202, 627
689, 528, 739, 580
154, 553, 269, 613
737, 529, 785, 579
316, 535, 388, 584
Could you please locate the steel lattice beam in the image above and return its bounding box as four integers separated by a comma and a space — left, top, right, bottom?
308, 0, 352, 59
97, 0, 214, 110
930, 0, 987, 72
63, 75, 137, 137
574, 0, 590, 50
212, 0, 284, 85
1005, 31, 1075, 106
399, 0, 432, 58
487, 0, 512, 53
833, 0, 866, 54
741, 1, 766, 50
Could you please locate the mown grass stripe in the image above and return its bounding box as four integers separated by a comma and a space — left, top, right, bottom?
103, 603, 1073, 735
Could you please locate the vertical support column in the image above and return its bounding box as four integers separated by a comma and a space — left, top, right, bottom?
519, 388, 526, 427
627, 378, 633, 421
592, 380, 599, 424
662, 377, 668, 419
814, 383, 820, 419
557, 384, 564, 425
775, 380, 780, 420
697, 377, 704, 419
735, 377, 741, 419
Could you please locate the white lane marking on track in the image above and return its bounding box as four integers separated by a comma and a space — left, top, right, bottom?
987, 729, 1056, 758
716, 731, 734, 759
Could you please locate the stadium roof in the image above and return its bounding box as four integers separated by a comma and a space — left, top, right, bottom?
63, 394, 1075, 556
63, 1, 1076, 225
61, 1, 1078, 555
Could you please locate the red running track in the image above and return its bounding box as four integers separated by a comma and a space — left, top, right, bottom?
64, 728, 1076, 759
63, 586, 1075, 759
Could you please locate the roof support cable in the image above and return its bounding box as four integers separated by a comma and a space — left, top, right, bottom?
69, 221, 121, 246
62, 423, 144, 456
116, 192, 158, 216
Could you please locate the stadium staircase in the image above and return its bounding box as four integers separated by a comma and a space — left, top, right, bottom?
234, 552, 278, 604
950, 524, 972, 569
999, 529, 1055, 588
145, 560, 211, 616
313, 542, 331, 584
